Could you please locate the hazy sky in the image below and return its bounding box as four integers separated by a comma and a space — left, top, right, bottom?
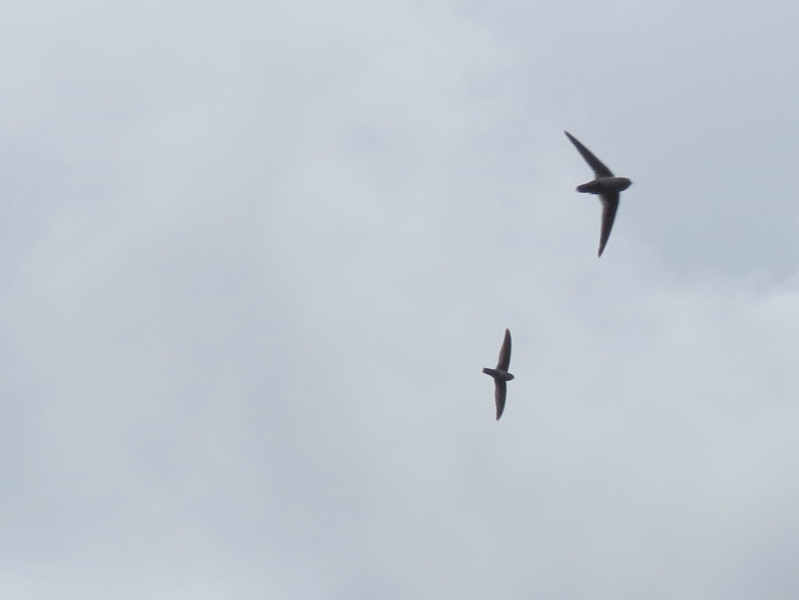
2, 0, 799, 598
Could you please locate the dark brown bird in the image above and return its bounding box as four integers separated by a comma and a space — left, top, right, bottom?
482, 329, 514, 420
564, 131, 632, 257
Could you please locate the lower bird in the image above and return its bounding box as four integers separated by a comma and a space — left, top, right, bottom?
564, 131, 632, 257
482, 329, 514, 420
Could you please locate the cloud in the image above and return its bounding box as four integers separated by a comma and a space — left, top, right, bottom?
2, 0, 799, 598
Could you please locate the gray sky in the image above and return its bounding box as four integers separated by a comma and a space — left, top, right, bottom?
2, 0, 799, 597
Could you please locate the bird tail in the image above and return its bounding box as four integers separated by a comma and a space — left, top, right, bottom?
482, 368, 498, 377
577, 181, 601, 194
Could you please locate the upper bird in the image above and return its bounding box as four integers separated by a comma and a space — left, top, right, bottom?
564, 131, 632, 257
482, 328, 514, 420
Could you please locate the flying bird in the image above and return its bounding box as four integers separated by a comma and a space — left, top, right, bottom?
482, 328, 514, 420
564, 131, 632, 257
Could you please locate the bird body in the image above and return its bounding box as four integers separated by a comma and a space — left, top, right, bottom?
576, 177, 631, 196
483, 329, 514, 420
564, 131, 632, 257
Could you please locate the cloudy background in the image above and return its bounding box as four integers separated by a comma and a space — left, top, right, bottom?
2, 0, 799, 597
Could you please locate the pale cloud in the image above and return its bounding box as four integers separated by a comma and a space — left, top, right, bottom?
1, 0, 799, 598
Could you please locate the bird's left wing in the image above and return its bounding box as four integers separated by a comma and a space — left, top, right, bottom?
497, 328, 512, 371
564, 131, 614, 178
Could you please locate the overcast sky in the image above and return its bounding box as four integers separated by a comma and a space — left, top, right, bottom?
2, 0, 799, 598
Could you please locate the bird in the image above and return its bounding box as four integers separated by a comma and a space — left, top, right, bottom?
482, 328, 514, 420
564, 131, 632, 257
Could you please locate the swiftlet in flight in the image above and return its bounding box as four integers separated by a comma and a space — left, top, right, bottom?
564, 131, 632, 257
482, 328, 514, 420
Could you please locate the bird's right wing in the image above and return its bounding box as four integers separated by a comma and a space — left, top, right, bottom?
494, 380, 507, 420
598, 193, 619, 257
564, 131, 614, 178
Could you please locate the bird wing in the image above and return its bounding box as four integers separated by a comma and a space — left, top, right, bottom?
597, 192, 619, 257
564, 131, 614, 178
497, 328, 512, 371
494, 380, 507, 420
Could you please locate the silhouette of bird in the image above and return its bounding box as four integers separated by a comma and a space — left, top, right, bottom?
482, 329, 514, 420
564, 131, 632, 257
